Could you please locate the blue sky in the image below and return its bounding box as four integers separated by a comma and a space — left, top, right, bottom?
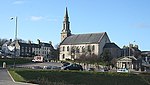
0, 0, 150, 50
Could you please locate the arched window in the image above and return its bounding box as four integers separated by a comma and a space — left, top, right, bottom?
76, 47, 80, 53
87, 45, 91, 52
67, 46, 69, 51
82, 46, 85, 52
92, 45, 95, 51
63, 46, 65, 51
62, 54, 65, 59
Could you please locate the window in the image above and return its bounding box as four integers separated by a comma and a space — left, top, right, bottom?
62, 54, 65, 59
82, 46, 85, 52
63, 46, 65, 51
67, 46, 69, 51
76, 47, 80, 53
92, 45, 95, 51
88, 45, 91, 52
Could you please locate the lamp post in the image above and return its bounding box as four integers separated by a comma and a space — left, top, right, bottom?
11, 16, 18, 69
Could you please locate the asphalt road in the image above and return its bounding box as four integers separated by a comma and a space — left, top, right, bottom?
0, 68, 36, 85
17, 62, 63, 69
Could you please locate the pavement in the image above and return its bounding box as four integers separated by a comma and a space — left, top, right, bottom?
0, 68, 36, 85
0, 62, 62, 85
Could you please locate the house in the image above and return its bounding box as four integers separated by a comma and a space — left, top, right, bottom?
32, 39, 54, 57
8, 39, 54, 57
116, 56, 137, 70
1, 39, 12, 56
103, 43, 122, 60
59, 7, 111, 60
122, 44, 141, 58
141, 51, 150, 57
136, 56, 150, 72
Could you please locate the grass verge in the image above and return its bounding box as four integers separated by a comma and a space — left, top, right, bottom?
8, 68, 150, 85
9, 70, 26, 82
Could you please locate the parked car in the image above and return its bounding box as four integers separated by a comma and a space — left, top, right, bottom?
43, 66, 53, 69
117, 68, 129, 73
43, 66, 61, 70
32, 66, 43, 69
52, 66, 61, 70
88, 68, 95, 71
61, 61, 71, 66
61, 64, 83, 71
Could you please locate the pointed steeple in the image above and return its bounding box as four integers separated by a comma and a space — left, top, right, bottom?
64, 7, 69, 21
61, 7, 71, 42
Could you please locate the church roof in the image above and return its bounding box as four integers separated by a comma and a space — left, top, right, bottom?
103, 43, 121, 49
61, 32, 106, 45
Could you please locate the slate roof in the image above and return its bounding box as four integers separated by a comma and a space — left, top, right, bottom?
61, 32, 106, 45
117, 56, 137, 61
10, 41, 53, 48
103, 43, 121, 49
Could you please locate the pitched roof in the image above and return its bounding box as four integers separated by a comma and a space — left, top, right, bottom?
61, 32, 106, 45
117, 56, 137, 61
103, 43, 121, 49
10, 40, 53, 48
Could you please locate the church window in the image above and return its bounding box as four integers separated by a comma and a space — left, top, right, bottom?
63, 46, 65, 51
92, 45, 95, 51
71, 47, 75, 53
87, 45, 91, 52
82, 46, 85, 52
62, 54, 65, 59
76, 47, 79, 53
67, 46, 69, 51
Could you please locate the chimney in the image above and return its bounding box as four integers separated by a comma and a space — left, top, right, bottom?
134, 45, 138, 49
129, 44, 133, 48
28, 40, 31, 44
49, 41, 52, 45
10, 39, 12, 42
37, 39, 40, 44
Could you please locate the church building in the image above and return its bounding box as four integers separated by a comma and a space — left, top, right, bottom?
59, 7, 111, 60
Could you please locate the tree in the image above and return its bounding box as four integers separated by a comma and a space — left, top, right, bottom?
51, 44, 60, 60
0, 38, 8, 50
0, 38, 8, 46
102, 49, 111, 65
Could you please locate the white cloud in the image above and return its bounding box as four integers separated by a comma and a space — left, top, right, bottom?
13, 0, 24, 5
29, 16, 58, 22
30, 16, 44, 21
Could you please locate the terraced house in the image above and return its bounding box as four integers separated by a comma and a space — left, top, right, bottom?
59, 8, 111, 60
8, 39, 54, 57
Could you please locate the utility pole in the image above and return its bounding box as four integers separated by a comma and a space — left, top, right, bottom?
129, 42, 130, 56
11, 16, 18, 69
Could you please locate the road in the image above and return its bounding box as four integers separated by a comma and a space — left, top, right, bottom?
0, 68, 36, 85
17, 62, 62, 69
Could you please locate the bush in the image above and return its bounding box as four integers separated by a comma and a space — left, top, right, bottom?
0, 58, 32, 67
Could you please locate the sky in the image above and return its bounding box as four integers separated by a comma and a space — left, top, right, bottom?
0, 0, 150, 50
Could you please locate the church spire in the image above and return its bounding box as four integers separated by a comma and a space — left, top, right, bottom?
65, 7, 69, 21
61, 7, 71, 42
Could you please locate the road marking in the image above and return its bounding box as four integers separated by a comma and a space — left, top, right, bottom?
7, 69, 16, 83
7, 69, 37, 85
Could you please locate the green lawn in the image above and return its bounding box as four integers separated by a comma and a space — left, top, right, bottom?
9, 68, 150, 85
0, 58, 32, 67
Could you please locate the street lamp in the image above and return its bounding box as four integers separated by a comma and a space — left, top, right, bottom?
11, 16, 18, 69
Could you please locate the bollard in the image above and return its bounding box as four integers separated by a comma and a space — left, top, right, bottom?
3, 62, 6, 68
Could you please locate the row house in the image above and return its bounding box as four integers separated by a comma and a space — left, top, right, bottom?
9, 39, 54, 57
